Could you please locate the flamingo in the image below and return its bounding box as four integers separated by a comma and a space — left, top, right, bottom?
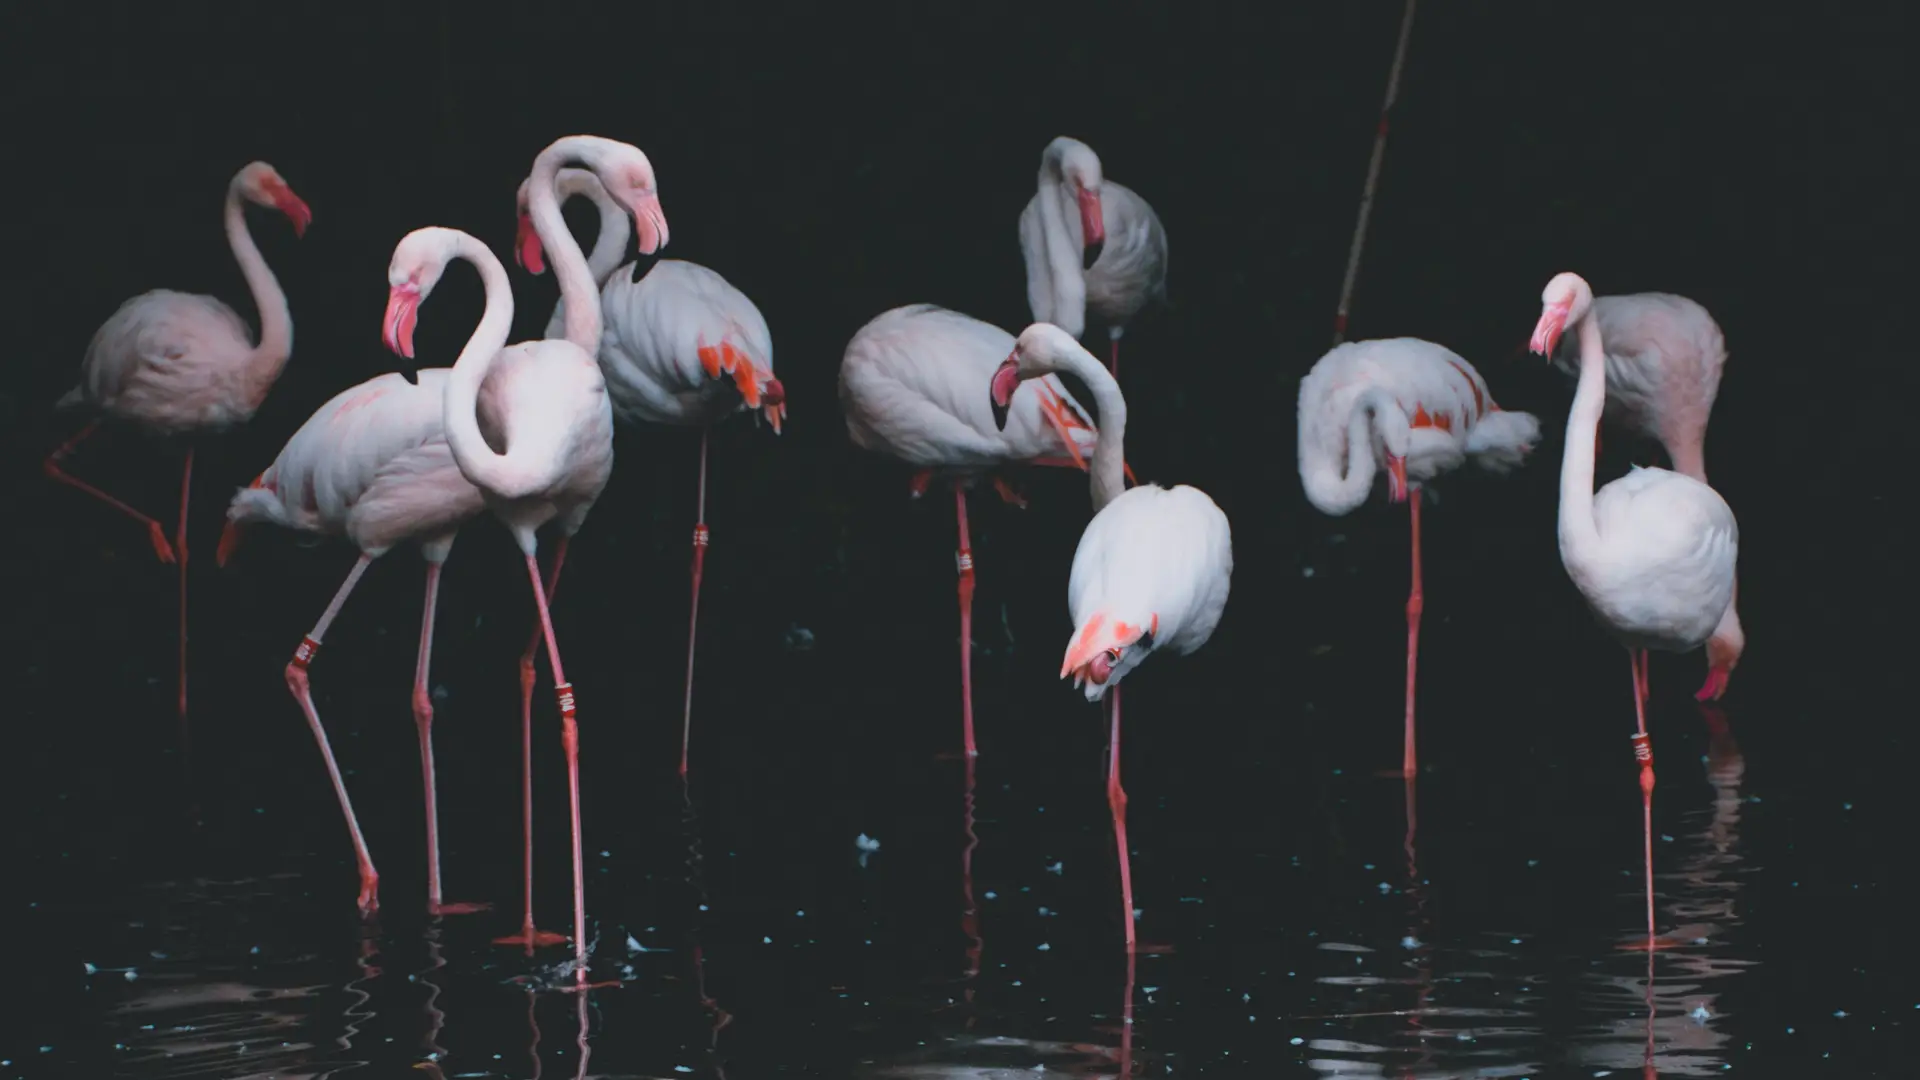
43, 160, 311, 728
1543, 290, 1744, 701
380, 133, 667, 985
215, 370, 488, 918
1296, 338, 1541, 779
1530, 271, 1738, 947
514, 167, 785, 777
512, 167, 633, 336
839, 303, 1129, 758
1018, 136, 1167, 378
987, 322, 1232, 951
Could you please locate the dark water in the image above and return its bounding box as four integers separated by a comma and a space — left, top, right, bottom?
1, 2, 1911, 1076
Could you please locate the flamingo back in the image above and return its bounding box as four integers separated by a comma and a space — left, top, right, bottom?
839, 304, 1100, 469
1064, 483, 1233, 700
71, 290, 261, 434
597, 259, 781, 429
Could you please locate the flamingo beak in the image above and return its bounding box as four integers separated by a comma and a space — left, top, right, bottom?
629, 192, 669, 254
1087, 648, 1117, 685
267, 181, 312, 238
1077, 187, 1104, 270
1530, 301, 1571, 357
382, 284, 422, 383
989, 355, 1020, 431
216, 519, 244, 567
515, 212, 545, 274
1386, 455, 1409, 503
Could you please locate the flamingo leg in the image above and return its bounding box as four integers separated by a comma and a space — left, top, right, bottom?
523, 550, 590, 986
954, 482, 978, 759
413, 560, 488, 917
284, 553, 380, 915
495, 539, 571, 952
177, 448, 193, 726
42, 419, 176, 563
1107, 685, 1136, 950
1403, 486, 1424, 780
1629, 647, 1656, 944
1109, 334, 1120, 378
681, 429, 711, 777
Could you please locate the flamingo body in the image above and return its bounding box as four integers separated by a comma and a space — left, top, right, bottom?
67, 291, 274, 434
599, 259, 782, 429
1569, 465, 1736, 651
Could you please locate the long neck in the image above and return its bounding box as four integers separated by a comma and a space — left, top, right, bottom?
529, 150, 604, 356
1558, 312, 1607, 564
1036, 163, 1087, 332
225, 186, 294, 402
1300, 390, 1388, 515
1046, 344, 1127, 511
441, 234, 553, 498
579, 185, 632, 287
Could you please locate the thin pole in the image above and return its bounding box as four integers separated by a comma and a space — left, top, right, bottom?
1332, 0, 1419, 345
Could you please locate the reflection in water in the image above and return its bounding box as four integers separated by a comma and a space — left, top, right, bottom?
682, 775, 734, 1076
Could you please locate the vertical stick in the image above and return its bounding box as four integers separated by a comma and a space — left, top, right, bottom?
1332, 0, 1420, 345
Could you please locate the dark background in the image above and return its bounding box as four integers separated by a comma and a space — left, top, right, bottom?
0, 2, 1910, 1076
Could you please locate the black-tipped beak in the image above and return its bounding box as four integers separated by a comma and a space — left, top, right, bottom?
1081, 238, 1104, 271
989, 356, 1019, 431
991, 395, 1009, 431
397, 361, 420, 385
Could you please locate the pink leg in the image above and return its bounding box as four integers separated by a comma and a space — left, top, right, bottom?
42, 420, 176, 563
522, 551, 590, 986
177, 448, 193, 725
908, 468, 934, 499
680, 429, 711, 777
284, 554, 380, 915
413, 561, 488, 917
954, 482, 978, 759
1109, 335, 1120, 378
1108, 686, 1136, 950
1403, 488, 1423, 779
495, 539, 571, 952
1630, 647, 1656, 944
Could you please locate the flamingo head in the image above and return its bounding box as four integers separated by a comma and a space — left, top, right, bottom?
580, 140, 669, 255
1061, 612, 1158, 701
236, 162, 312, 238
1696, 613, 1744, 702
1045, 136, 1105, 269
1530, 271, 1594, 358
382, 227, 463, 384
991, 322, 1081, 430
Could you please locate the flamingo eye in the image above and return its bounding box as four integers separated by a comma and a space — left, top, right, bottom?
1105, 648, 1122, 664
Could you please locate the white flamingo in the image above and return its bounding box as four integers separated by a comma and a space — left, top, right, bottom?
515, 167, 784, 776
1297, 337, 1541, 778
1544, 289, 1744, 700
44, 160, 311, 726
216, 369, 487, 918
379, 132, 667, 986
1019, 136, 1167, 377
988, 322, 1232, 951
1530, 270, 1737, 946
838, 303, 1129, 758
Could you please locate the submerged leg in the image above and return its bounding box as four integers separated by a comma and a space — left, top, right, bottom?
523, 551, 590, 986
42, 419, 176, 562
954, 482, 978, 759
1403, 487, 1424, 779
284, 553, 380, 915
1629, 647, 1656, 944
1108, 686, 1136, 950
681, 429, 711, 777
414, 560, 488, 917
494, 538, 571, 951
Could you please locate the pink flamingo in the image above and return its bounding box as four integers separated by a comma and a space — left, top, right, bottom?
216, 370, 488, 917
1018, 137, 1167, 378
514, 167, 784, 777
1542, 289, 1744, 701
381, 132, 667, 986
44, 160, 311, 727
838, 303, 1125, 758
1296, 337, 1541, 779
1531, 271, 1738, 946
989, 323, 1233, 952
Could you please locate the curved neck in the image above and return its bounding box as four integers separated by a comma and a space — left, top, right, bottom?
1301, 390, 1390, 515
224, 185, 294, 402
529, 146, 605, 357
441, 234, 552, 498
1035, 164, 1086, 331
573, 182, 631, 287
1043, 343, 1127, 511
1558, 311, 1607, 563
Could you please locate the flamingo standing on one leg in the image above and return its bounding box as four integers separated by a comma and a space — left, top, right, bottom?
43, 160, 311, 731
1544, 289, 1744, 701
1530, 271, 1737, 947
1296, 338, 1541, 779
987, 323, 1232, 950
216, 370, 489, 917
380, 134, 667, 985
1019, 137, 1167, 379
514, 167, 784, 777
839, 303, 1128, 758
